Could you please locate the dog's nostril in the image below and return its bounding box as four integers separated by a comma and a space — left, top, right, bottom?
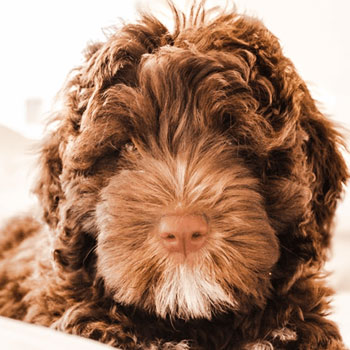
192, 232, 202, 239
158, 215, 208, 256
164, 233, 176, 240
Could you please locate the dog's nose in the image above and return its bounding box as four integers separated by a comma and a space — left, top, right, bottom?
158, 215, 208, 256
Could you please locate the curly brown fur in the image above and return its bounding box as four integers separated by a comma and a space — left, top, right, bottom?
0, 2, 348, 349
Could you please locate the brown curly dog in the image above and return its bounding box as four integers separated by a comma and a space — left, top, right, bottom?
0, 2, 348, 349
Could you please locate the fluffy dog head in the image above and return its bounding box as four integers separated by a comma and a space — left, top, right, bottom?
35, 2, 348, 322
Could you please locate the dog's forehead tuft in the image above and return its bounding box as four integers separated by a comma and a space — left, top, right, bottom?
139, 45, 251, 98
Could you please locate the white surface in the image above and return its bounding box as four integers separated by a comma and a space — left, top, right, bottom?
0, 316, 113, 350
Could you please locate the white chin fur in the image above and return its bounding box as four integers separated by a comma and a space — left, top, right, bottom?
153, 262, 236, 320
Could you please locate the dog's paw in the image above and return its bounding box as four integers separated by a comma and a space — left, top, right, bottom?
243, 328, 297, 350
243, 340, 274, 350
270, 327, 297, 342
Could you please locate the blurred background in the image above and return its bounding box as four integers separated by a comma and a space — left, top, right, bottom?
0, 0, 349, 346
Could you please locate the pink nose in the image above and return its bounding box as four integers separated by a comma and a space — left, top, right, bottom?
158, 215, 208, 256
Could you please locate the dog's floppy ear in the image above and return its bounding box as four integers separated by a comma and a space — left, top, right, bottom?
299, 88, 348, 248
246, 19, 348, 247
34, 60, 88, 230
214, 13, 349, 261
33, 51, 98, 271
241, 16, 348, 254
34, 18, 173, 271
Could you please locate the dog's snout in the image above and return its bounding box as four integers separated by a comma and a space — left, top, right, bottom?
158, 215, 208, 256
